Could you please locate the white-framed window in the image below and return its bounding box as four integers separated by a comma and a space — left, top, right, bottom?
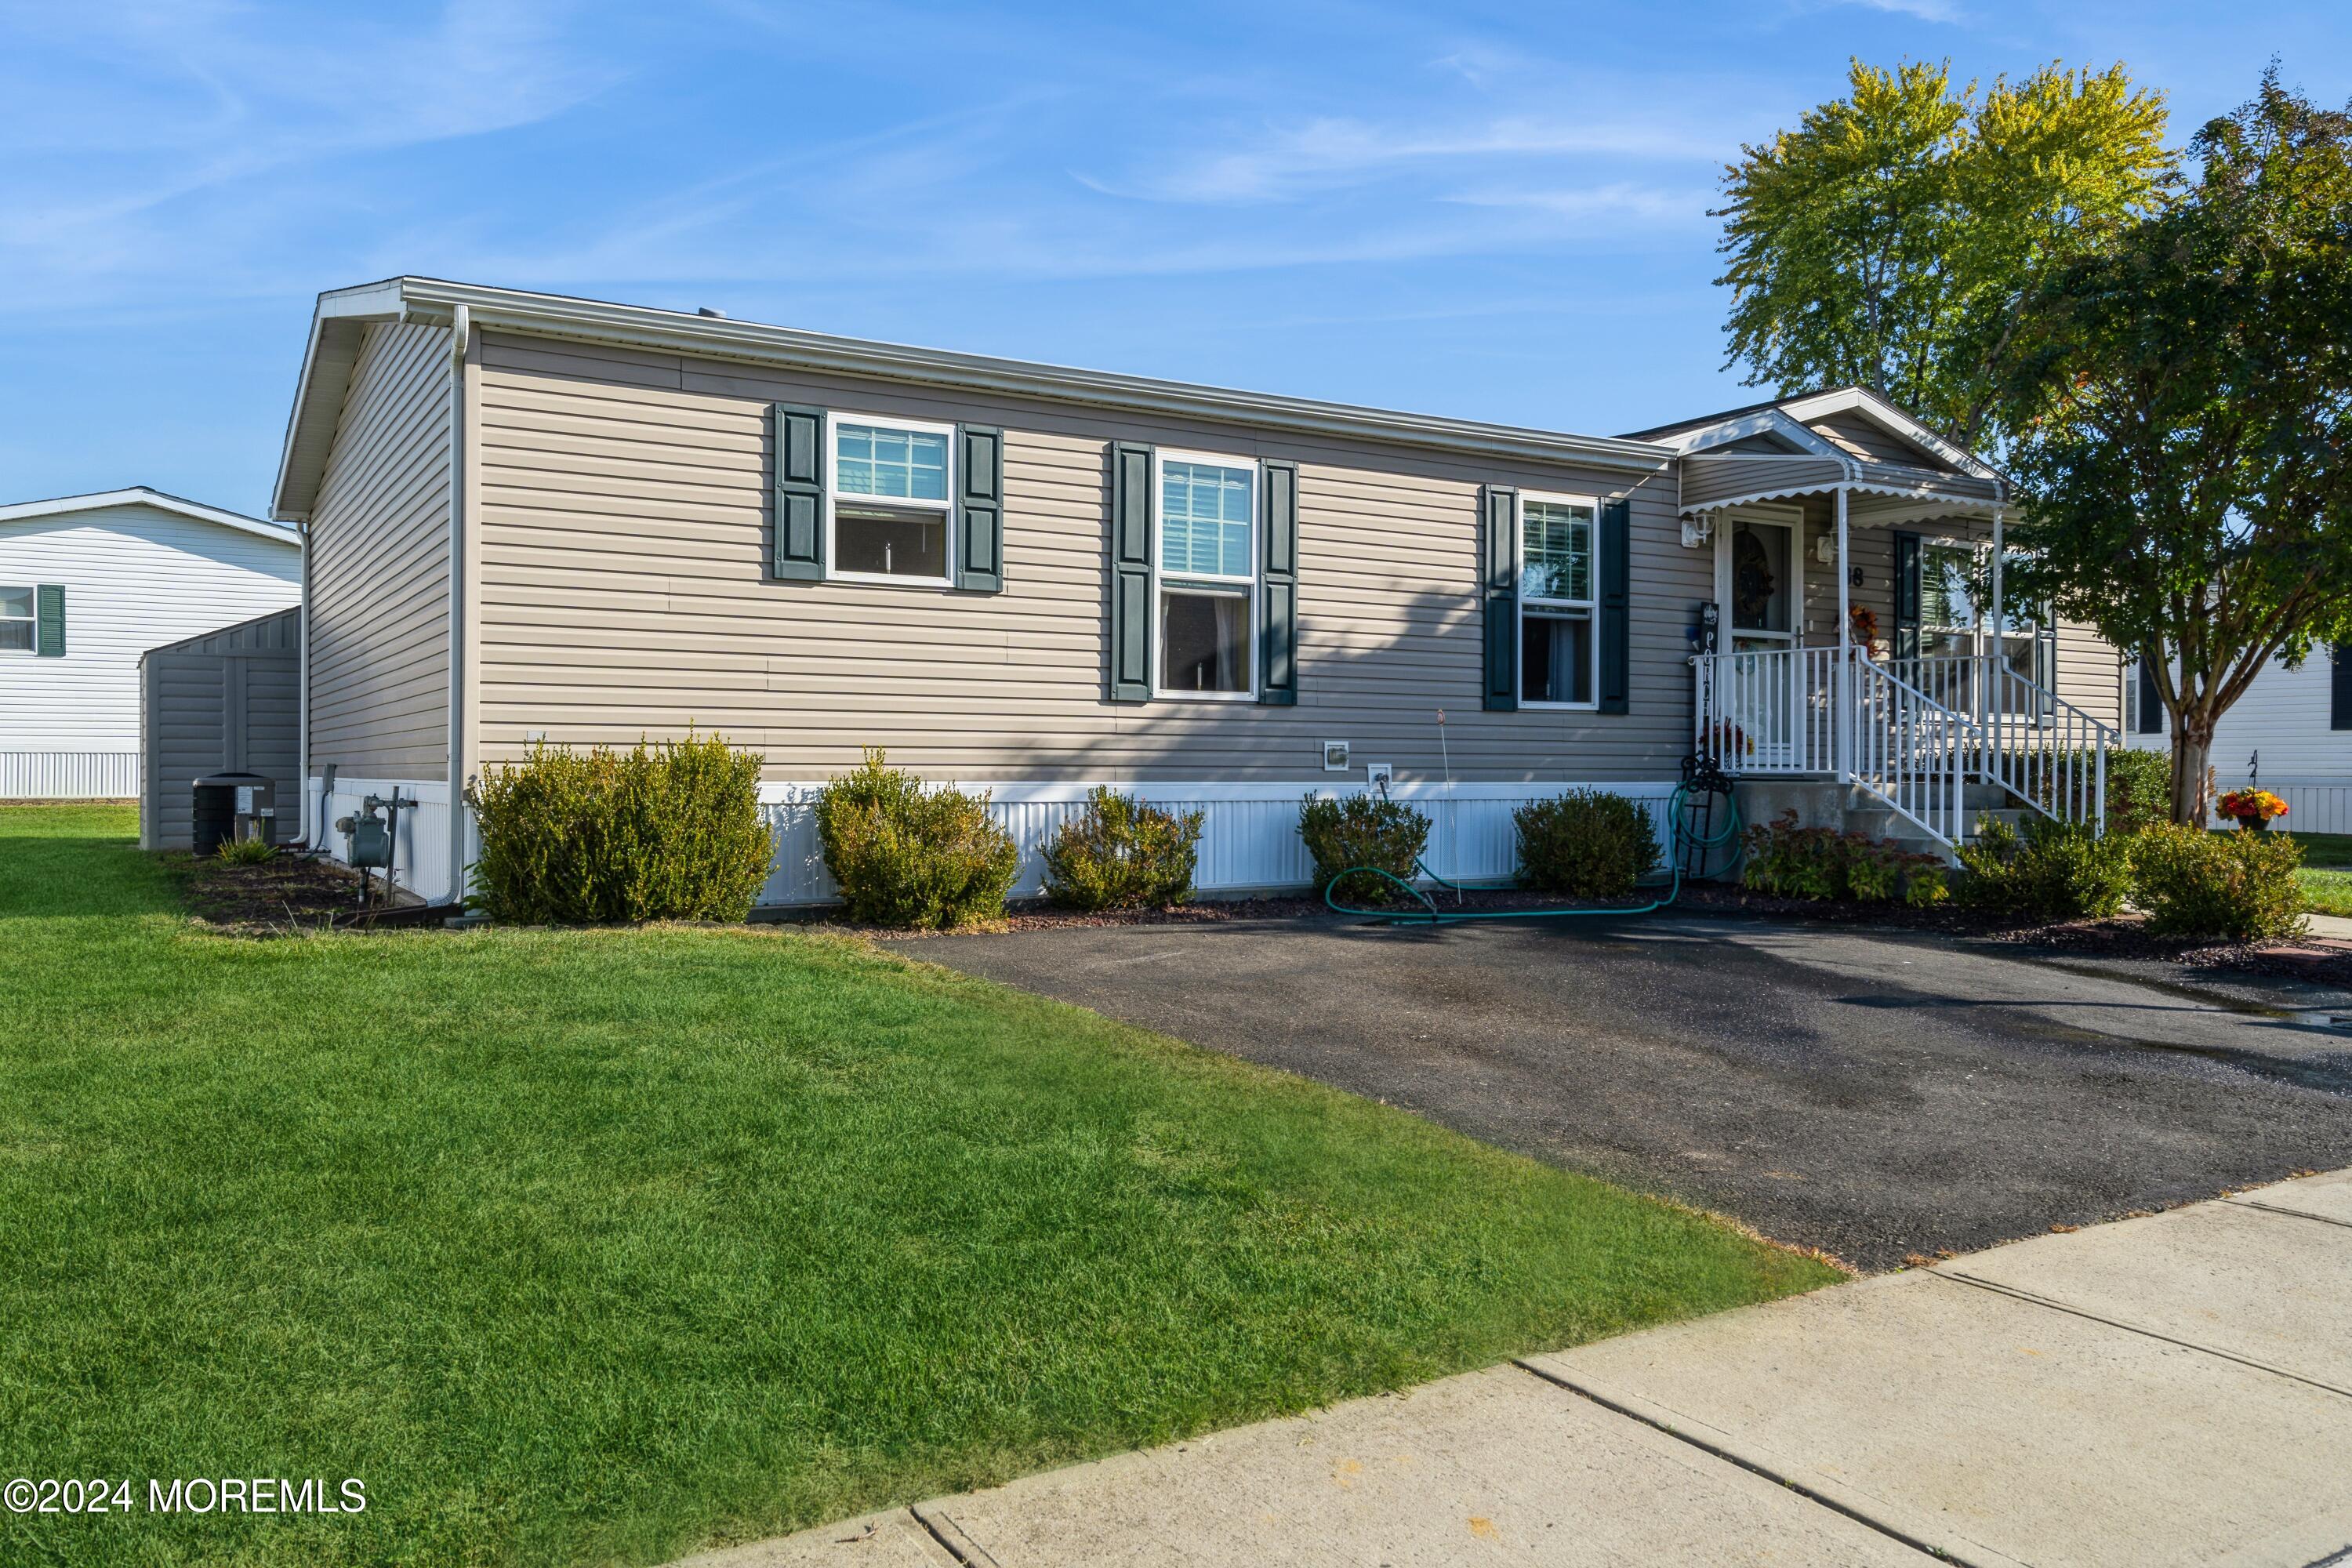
1152, 450, 1257, 699
826, 412, 956, 585
1518, 492, 1598, 708
0, 586, 33, 654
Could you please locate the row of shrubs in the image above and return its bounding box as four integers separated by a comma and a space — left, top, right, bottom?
466, 736, 2301, 942
1742, 805, 2308, 942
467, 739, 1665, 927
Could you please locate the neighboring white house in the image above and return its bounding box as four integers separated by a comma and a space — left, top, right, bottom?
2127, 646, 2352, 832
0, 488, 301, 798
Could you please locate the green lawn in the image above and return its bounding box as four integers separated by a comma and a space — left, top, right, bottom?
2291, 831, 2352, 916
0, 805, 1836, 1567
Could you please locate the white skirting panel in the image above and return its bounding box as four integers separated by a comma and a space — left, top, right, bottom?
306, 776, 459, 905
754, 780, 1682, 909
1, 751, 140, 799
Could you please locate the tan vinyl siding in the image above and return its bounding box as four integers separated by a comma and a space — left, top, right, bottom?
2055, 620, 2125, 728
306, 321, 451, 775
1808, 409, 1939, 466
475, 331, 1697, 783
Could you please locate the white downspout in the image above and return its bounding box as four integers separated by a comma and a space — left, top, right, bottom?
297, 519, 312, 846
445, 303, 470, 905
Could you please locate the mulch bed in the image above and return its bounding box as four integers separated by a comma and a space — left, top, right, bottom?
797, 880, 2352, 987
173, 850, 439, 934
169, 852, 2352, 987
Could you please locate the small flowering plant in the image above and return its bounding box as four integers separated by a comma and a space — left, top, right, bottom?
1702, 717, 1755, 761
2219, 788, 2289, 826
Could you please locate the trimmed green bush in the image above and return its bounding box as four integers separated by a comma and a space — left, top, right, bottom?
1951, 815, 2132, 921
1041, 787, 1205, 910
815, 750, 1019, 928
467, 733, 772, 923
1515, 789, 1661, 898
2100, 748, 2172, 835
2129, 823, 2308, 941
1740, 811, 1947, 906
1301, 792, 1430, 906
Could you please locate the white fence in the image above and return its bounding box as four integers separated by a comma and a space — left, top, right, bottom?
1, 750, 139, 798
2245, 782, 2352, 837
754, 780, 1681, 908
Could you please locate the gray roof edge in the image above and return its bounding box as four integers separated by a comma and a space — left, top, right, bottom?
273, 277, 1675, 516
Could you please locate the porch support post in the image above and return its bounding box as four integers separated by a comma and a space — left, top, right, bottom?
1835, 485, 1852, 782
1990, 505, 2005, 764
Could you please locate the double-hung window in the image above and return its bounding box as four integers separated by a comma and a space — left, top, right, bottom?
0, 586, 33, 654
829, 415, 955, 583
1155, 452, 1256, 698
1519, 495, 1596, 707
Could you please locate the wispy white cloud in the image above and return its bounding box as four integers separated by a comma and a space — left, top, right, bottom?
1794, 0, 1965, 24
0, 0, 616, 306
1082, 114, 1730, 205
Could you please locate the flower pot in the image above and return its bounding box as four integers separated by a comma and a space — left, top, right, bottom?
2235, 817, 2270, 832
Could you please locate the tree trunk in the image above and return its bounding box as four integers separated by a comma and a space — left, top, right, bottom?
2171, 720, 2215, 826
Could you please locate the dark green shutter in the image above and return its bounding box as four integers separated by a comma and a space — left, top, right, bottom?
34, 584, 64, 657
1597, 499, 1630, 714
2137, 649, 2166, 734
1893, 532, 1922, 662
2034, 613, 2058, 716
2332, 645, 2350, 731
770, 403, 825, 581
955, 424, 1004, 593
1107, 442, 1154, 702
1481, 485, 1517, 711
1258, 459, 1298, 706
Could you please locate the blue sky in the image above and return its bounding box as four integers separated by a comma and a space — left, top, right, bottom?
1, 1, 2343, 519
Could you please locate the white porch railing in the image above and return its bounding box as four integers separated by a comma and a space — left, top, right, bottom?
1694, 646, 2118, 850
1850, 655, 1973, 847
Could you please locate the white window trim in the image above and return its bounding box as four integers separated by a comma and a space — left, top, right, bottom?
1516, 489, 1600, 711
1150, 447, 1258, 702
823, 408, 958, 588
0, 586, 34, 657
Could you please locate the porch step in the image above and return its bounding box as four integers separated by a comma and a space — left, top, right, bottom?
1843, 802, 2028, 854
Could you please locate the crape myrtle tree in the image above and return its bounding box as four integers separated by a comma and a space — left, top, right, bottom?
1717, 58, 2172, 451
2000, 71, 2352, 824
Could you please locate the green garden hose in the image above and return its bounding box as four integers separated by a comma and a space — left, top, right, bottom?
1322, 780, 1744, 924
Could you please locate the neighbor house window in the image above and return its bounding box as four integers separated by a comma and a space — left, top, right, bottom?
1519, 495, 1596, 706
0, 586, 32, 653
829, 416, 953, 582
1156, 454, 1255, 696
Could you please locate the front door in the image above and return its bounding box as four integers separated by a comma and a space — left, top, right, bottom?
1716, 512, 1801, 764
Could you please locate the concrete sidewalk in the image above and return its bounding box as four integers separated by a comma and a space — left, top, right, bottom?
682, 1170, 2352, 1568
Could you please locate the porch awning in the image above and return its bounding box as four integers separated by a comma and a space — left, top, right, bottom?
1679, 452, 2003, 518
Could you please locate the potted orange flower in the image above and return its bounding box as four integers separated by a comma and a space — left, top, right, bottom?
2218, 788, 2289, 831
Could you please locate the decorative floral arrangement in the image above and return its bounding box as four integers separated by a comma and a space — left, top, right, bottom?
2219, 788, 2289, 826
1702, 718, 1755, 760
1847, 604, 1882, 650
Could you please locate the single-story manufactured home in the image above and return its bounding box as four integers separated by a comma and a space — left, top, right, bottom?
0, 487, 301, 799
267, 278, 2129, 906
2127, 645, 2351, 833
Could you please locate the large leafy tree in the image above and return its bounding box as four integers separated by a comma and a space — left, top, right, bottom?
2001, 71, 2352, 824
1717, 59, 2172, 450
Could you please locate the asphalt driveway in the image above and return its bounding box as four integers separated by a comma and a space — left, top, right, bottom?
904, 913, 2352, 1268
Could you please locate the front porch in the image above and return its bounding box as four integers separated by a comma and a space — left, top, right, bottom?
1679, 443, 2118, 855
